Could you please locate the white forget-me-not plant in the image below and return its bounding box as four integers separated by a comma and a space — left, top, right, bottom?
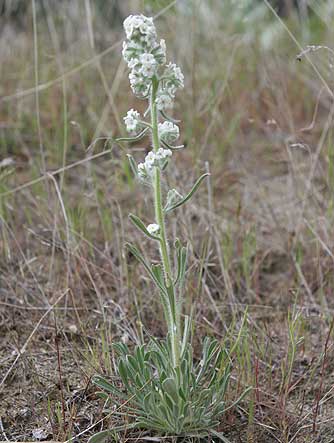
90, 15, 250, 443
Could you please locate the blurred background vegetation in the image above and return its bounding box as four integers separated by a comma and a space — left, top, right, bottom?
1, 1, 334, 442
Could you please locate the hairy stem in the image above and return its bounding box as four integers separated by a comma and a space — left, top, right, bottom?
151, 78, 180, 367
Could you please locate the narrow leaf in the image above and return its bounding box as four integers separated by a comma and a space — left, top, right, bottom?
160, 110, 180, 123
151, 264, 165, 286
174, 242, 187, 286
96, 392, 109, 401
92, 375, 126, 399
88, 430, 111, 443
125, 243, 168, 297
164, 173, 210, 213
161, 139, 185, 151
113, 342, 129, 357
129, 213, 160, 241
181, 315, 191, 357
89, 423, 138, 443
126, 154, 138, 177
209, 429, 231, 443
222, 386, 252, 413
115, 127, 149, 143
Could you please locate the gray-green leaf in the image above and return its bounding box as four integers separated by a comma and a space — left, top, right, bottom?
164, 173, 210, 213
129, 213, 161, 241
88, 430, 111, 443
126, 154, 138, 177
115, 127, 149, 143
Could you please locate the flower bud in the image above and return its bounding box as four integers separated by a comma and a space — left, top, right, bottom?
166, 189, 183, 208
164, 62, 184, 93
123, 15, 156, 44
156, 93, 173, 111
147, 223, 160, 235
137, 162, 148, 180
158, 121, 180, 143
124, 109, 141, 133
139, 53, 157, 78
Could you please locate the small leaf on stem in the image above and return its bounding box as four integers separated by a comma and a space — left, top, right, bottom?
115, 127, 149, 143
164, 173, 210, 213
129, 213, 161, 241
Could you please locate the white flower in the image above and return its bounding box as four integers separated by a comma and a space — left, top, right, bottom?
155, 147, 172, 160
147, 223, 160, 235
163, 63, 184, 94
124, 109, 141, 133
129, 71, 150, 97
152, 39, 166, 65
158, 121, 180, 143
123, 15, 156, 46
122, 41, 135, 64
140, 52, 155, 65
139, 53, 157, 78
139, 16, 155, 35
137, 162, 147, 179
156, 93, 173, 111
141, 64, 155, 78
129, 71, 140, 86
128, 58, 139, 70
138, 149, 172, 178
123, 15, 140, 39
166, 63, 184, 85
147, 149, 172, 164
144, 151, 156, 171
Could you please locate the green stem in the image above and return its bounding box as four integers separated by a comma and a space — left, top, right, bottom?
151, 78, 180, 367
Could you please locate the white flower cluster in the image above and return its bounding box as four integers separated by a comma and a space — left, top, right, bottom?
163, 63, 184, 94
155, 62, 184, 112
138, 148, 172, 180
146, 223, 160, 235
124, 109, 141, 133
122, 15, 184, 183
156, 93, 173, 111
122, 15, 166, 97
158, 121, 179, 144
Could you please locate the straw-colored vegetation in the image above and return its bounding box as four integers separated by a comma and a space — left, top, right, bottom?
1, 1, 334, 442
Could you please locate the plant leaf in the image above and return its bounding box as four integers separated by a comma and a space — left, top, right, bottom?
222, 386, 252, 413
129, 213, 160, 241
161, 139, 185, 151
174, 241, 187, 286
162, 377, 179, 403
115, 127, 149, 143
113, 342, 129, 357
96, 391, 109, 401
92, 375, 126, 399
209, 429, 231, 443
160, 110, 180, 123
118, 359, 131, 389
88, 430, 111, 443
164, 173, 210, 213
126, 154, 138, 177
89, 424, 139, 443
125, 243, 169, 300
151, 264, 165, 286
181, 315, 191, 357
